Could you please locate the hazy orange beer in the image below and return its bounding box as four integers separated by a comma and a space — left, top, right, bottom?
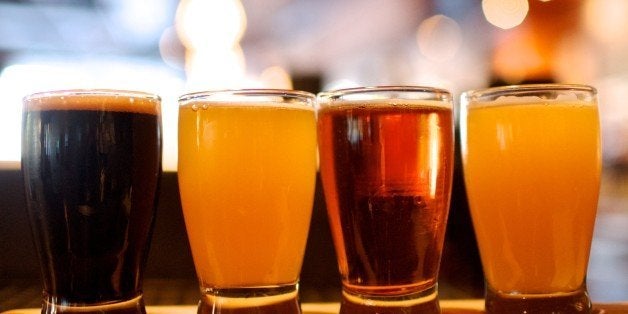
461, 85, 601, 313
317, 87, 454, 313
177, 90, 317, 313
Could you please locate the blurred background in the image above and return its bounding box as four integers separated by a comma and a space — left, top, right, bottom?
0, 0, 627, 311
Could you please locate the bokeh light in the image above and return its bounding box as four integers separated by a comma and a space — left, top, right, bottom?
482, 0, 529, 29
492, 27, 543, 83
417, 15, 462, 62
175, 0, 246, 50
259, 66, 293, 89
583, 0, 628, 45
175, 0, 248, 90
184, 45, 246, 91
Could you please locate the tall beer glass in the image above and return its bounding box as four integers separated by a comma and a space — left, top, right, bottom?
21, 90, 162, 314
461, 84, 601, 313
317, 86, 455, 313
177, 89, 317, 313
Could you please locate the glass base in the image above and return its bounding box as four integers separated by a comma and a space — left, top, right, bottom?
42, 295, 146, 314
197, 285, 300, 314
486, 287, 592, 314
340, 285, 440, 314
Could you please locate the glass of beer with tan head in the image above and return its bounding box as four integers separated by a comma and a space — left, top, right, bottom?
22, 89, 162, 314
177, 89, 317, 313
461, 84, 601, 313
317, 86, 455, 313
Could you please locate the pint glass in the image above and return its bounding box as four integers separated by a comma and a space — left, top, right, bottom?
461, 84, 601, 313
177, 89, 317, 313
317, 86, 455, 313
21, 90, 162, 314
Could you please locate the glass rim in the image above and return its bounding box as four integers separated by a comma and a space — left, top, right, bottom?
23, 88, 161, 103
317, 85, 452, 102
462, 84, 597, 102
178, 89, 316, 104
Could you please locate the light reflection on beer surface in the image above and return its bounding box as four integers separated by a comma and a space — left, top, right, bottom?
427, 113, 440, 199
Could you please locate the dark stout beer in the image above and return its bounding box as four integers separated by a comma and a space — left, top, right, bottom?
21, 91, 161, 313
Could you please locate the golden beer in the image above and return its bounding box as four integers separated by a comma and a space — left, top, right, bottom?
177, 90, 317, 313
461, 85, 601, 313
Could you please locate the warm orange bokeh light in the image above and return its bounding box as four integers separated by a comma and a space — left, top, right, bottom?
490, 0, 583, 83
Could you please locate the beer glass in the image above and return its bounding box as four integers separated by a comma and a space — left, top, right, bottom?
317, 86, 455, 313
21, 89, 162, 314
177, 89, 317, 313
460, 84, 601, 313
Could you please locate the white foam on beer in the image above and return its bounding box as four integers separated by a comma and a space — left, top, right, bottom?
466, 94, 594, 109
181, 101, 315, 112
24, 92, 160, 115
497, 93, 580, 102
320, 98, 451, 110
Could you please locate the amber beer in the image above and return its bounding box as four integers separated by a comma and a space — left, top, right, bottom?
461, 85, 601, 313
21, 90, 162, 314
317, 87, 454, 312
177, 90, 317, 313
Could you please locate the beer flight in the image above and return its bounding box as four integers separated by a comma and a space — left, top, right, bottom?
20, 84, 601, 314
